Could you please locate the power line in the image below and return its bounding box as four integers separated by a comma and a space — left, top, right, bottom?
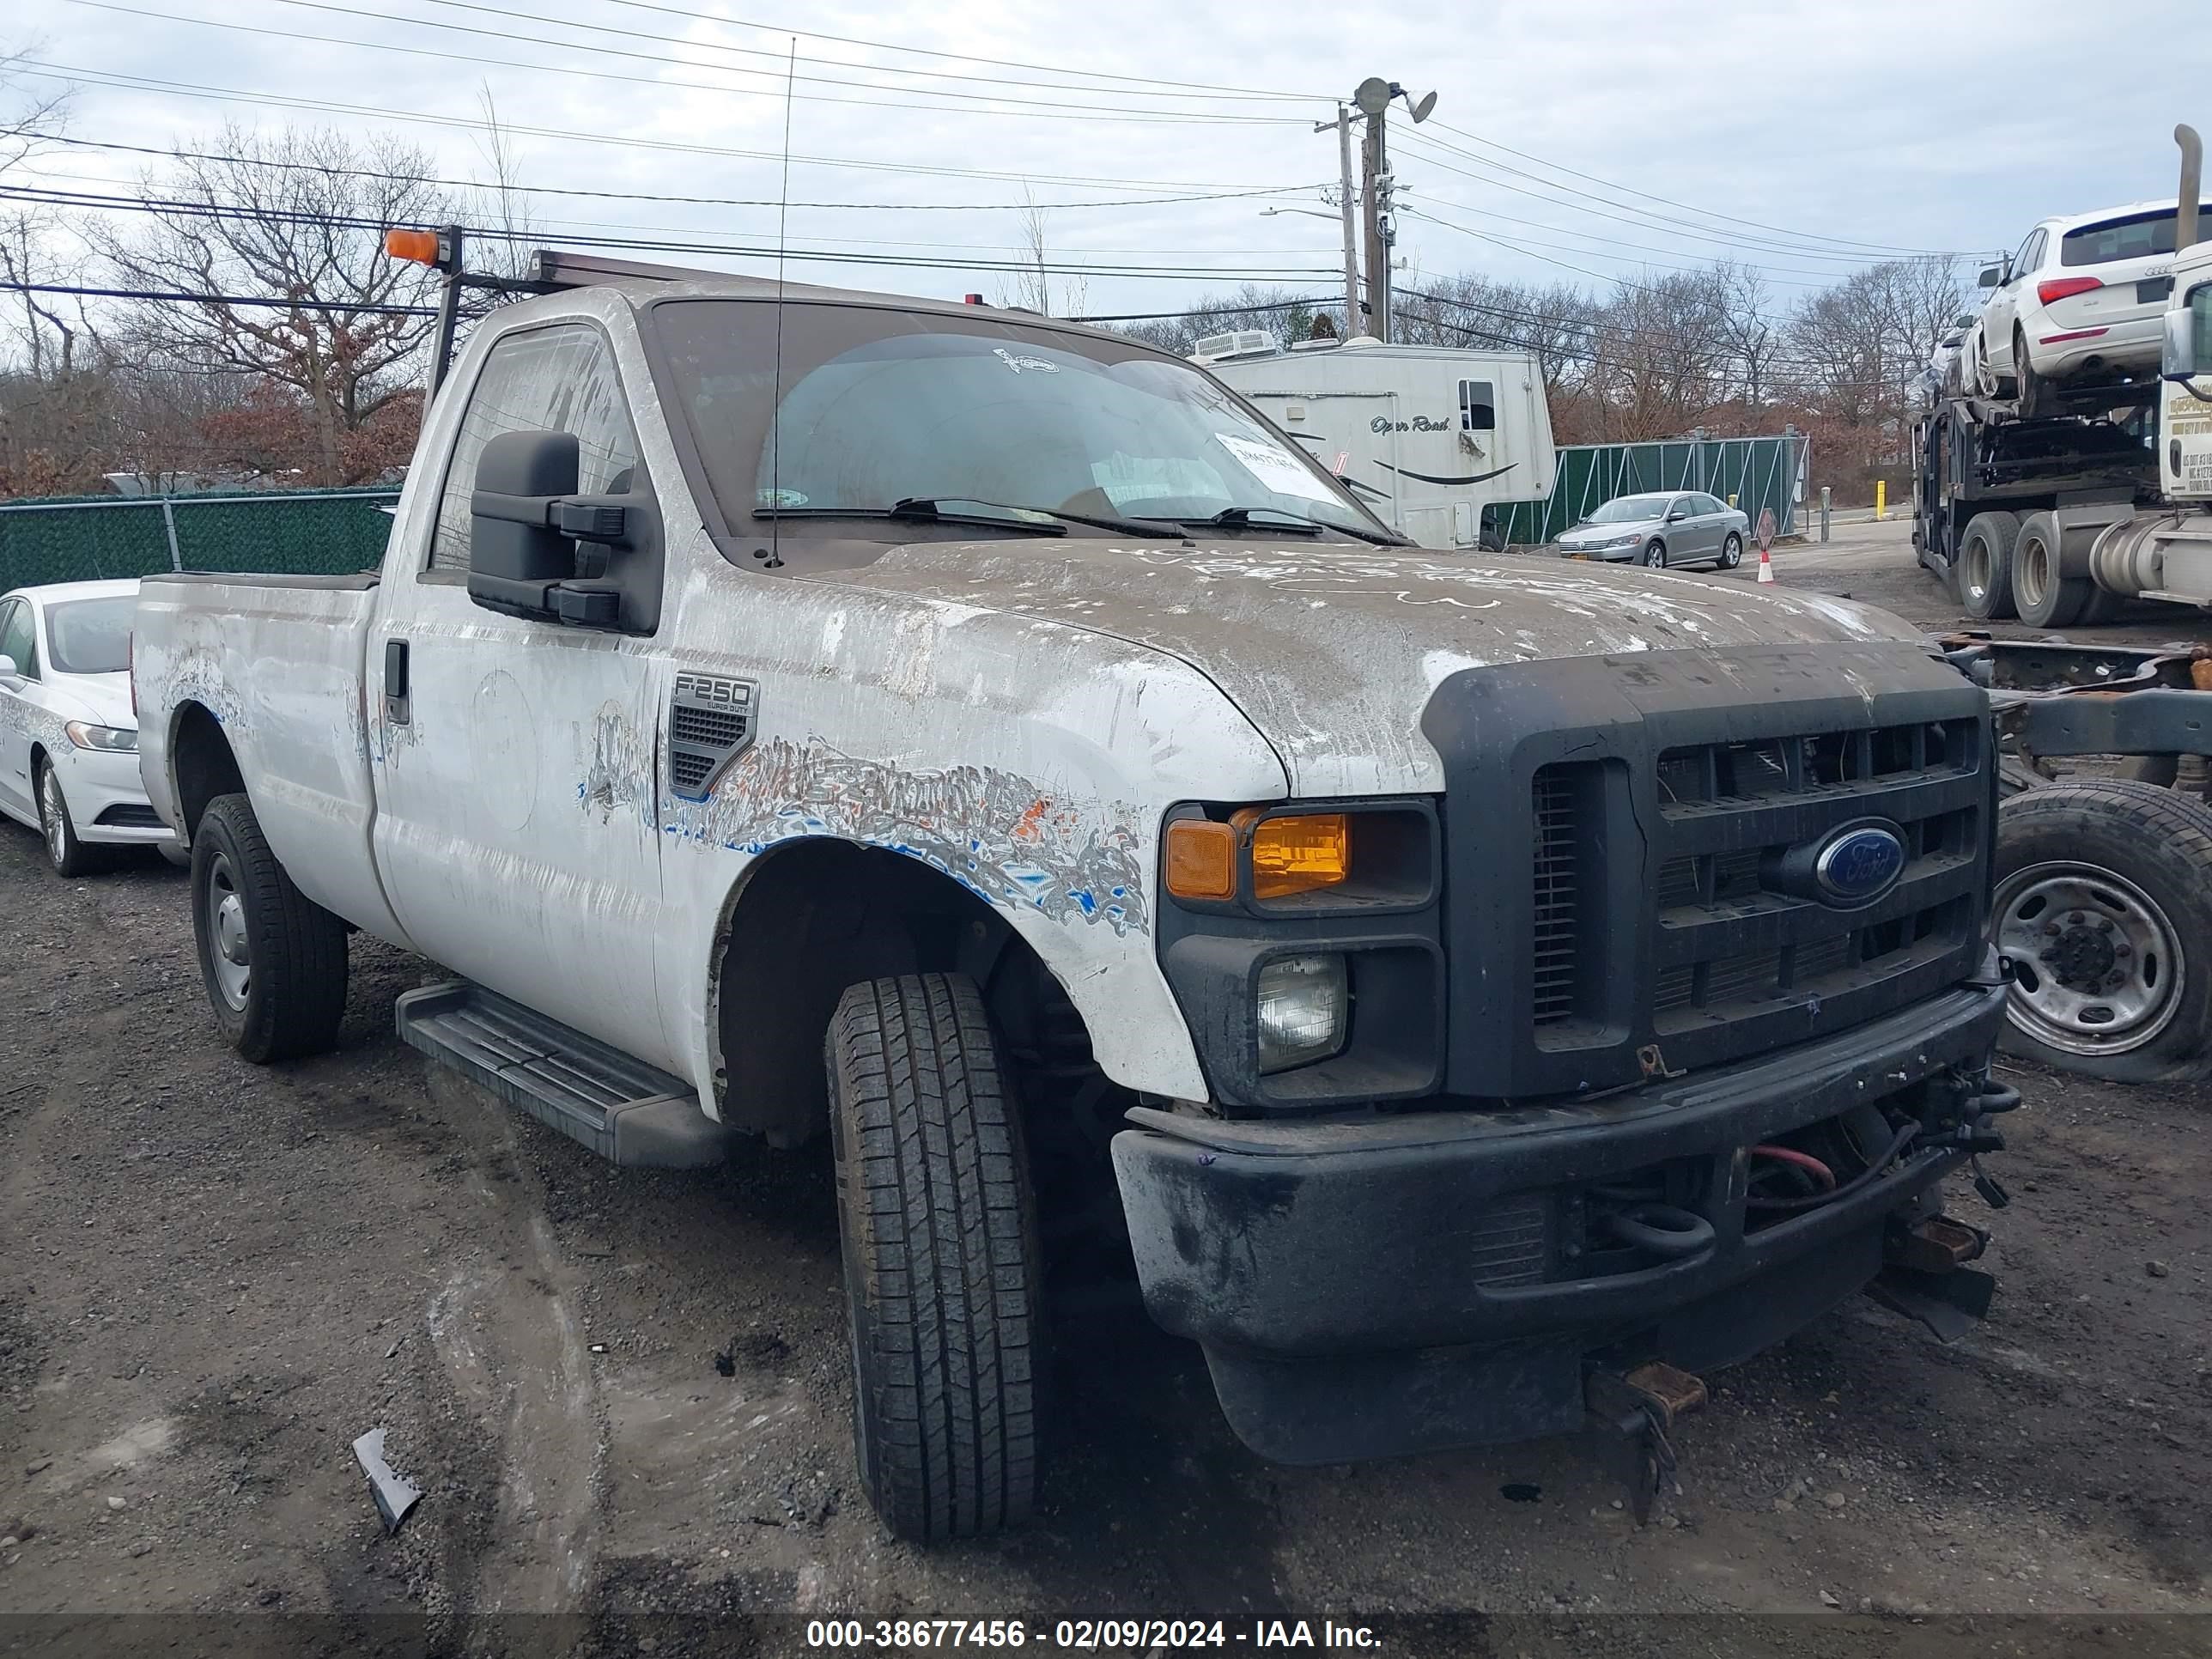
1073, 295, 1336, 324
13, 61, 1312, 191
1, 278, 435, 314
1400, 203, 1838, 292
58, 0, 1304, 126
383, 0, 1309, 106
1395, 127, 1982, 274
15, 161, 1343, 256
1424, 118, 1962, 259
1, 184, 1348, 283
578, 0, 1325, 102
21, 132, 1319, 214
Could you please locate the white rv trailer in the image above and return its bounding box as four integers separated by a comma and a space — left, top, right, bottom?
1192, 331, 1558, 550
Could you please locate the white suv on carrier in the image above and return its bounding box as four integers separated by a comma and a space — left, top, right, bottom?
1974, 198, 2209, 413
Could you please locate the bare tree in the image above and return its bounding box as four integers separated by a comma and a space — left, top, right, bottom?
1713, 260, 1779, 407
0, 40, 70, 177
464, 86, 539, 285
996, 191, 1088, 319
94, 124, 447, 485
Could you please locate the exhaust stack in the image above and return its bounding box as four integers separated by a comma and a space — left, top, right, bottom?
2179, 125, 2203, 250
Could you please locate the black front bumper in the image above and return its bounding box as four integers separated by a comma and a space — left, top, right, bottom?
1111, 975, 2010, 1464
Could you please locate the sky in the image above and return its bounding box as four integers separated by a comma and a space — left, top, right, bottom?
7, 0, 2212, 323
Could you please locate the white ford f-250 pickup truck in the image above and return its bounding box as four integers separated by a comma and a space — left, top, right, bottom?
134, 251, 2019, 1542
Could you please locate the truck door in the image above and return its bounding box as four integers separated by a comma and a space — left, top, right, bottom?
370, 319, 672, 1065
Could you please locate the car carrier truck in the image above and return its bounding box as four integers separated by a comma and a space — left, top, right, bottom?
1914, 125, 2212, 629
1907, 125, 2212, 1086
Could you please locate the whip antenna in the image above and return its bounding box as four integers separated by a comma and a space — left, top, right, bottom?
766, 35, 796, 568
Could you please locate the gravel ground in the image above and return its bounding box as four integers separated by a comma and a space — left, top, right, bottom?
1, 524, 2208, 1656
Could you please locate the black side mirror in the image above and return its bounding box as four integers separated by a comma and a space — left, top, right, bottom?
469, 430, 660, 630
470, 429, 580, 618
1978, 264, 2002, 289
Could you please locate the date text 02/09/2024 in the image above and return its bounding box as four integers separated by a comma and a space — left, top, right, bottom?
803, 1620, 1382, 1650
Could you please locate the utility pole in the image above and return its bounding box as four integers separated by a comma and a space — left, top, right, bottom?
1354, 78, 1394, 343
1350, 78, 1432, 344
1316, 106, 1362, 340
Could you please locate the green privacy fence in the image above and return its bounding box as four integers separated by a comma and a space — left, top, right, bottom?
0, 487, 400, 588
1490, 434, 1809, 547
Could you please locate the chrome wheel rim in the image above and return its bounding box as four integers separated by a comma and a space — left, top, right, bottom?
2016, 532, 2052, 611
1961, 536, 1992, 605
39, 769, 66, 865
205, 852, 252, 1011
1993, 860, 2184, 1056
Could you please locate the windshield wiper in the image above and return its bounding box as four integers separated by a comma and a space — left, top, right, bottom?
1179, 507, 1403, 546
751, 497, 1185, 539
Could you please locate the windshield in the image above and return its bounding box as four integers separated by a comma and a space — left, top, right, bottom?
650, 301, 1391, 544
46, 596, 135, 674
1586, 495, 1673, 524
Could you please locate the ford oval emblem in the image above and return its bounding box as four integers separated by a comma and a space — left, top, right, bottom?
1813, 823, 1906, 905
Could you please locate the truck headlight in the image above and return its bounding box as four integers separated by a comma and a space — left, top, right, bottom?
64, 720, 137, 753
1255, 953, 1348, 1073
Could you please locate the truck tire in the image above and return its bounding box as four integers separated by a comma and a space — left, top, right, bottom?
191, 792, 349, 1063
828, 972, 1042, 1542
1956, 510, 2021, 619
2010, 511, 2092, 628
1992, 779, 2212, 1083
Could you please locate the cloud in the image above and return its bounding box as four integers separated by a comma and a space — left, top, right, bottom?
12, 0, 2212, 317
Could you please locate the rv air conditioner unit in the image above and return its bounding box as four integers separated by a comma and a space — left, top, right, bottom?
1191, 330, 1279, 365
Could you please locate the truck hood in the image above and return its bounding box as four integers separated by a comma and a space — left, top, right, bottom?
817, 539, 1929, 795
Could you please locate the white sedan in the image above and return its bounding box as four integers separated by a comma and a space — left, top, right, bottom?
1974, 197, 2208, 414
0, 579, 178, 875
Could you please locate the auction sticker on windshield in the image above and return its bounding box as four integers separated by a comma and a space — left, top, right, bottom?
1213, 432, 1338, 504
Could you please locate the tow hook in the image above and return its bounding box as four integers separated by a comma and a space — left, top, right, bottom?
1584, 1361, 1706, 1525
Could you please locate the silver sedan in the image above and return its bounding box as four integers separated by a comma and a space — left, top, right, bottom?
1553, 491, 1750, 569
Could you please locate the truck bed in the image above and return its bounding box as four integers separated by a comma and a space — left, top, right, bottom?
134, 571, 406, 945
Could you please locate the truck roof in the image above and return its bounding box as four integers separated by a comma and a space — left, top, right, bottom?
499, 248, 1131, 345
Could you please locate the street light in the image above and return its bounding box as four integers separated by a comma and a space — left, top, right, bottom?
1259, 206, 1343, 222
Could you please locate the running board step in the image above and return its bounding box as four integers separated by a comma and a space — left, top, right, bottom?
396, 981, 729, 1168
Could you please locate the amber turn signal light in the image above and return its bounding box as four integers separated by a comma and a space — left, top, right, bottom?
384, 228, 441, 266
1244, 811, 1350, 900
1164, 818, 1237, 900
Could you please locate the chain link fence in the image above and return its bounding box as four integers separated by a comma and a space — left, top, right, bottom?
0, 488, 401, 588
1490, 434, 1810, 547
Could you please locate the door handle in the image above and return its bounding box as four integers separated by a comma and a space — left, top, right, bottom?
384, 638, 410, 726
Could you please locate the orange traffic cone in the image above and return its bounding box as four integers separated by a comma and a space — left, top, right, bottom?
1756, 544, 1774, 584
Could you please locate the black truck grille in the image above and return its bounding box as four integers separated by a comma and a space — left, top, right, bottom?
1530, 769, 1582, 1027
1528, 714, 1984, 1070
1427, 644, 1995, 1099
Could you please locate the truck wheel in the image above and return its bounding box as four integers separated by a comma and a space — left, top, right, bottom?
35, 758, 110, 878
828, 972, 1042, 1541
1993, 779, 2212, 1083
2010, 512, 2092, 628
191, 793, 349, 1063
1956, 510, 2021, 619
